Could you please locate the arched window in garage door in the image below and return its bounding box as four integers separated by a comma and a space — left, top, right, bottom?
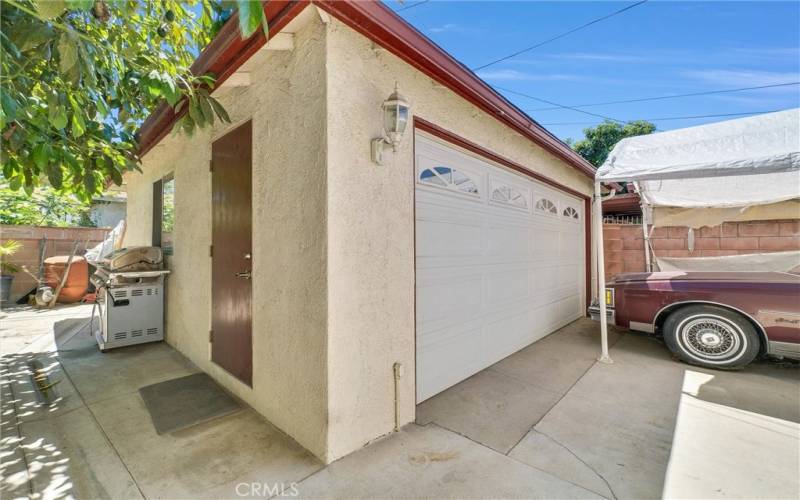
419, 166, 479, 195
535, 198, 557, 215
562, 206, 580, 220
491, 184, 528, 209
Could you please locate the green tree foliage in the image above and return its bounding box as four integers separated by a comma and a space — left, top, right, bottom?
1, 0, 267, 201
570, 120, 656, 168
0, 184, 94, 226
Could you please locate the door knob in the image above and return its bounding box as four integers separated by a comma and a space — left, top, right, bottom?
235, 270, 252, 280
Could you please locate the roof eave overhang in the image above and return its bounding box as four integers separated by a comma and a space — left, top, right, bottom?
602, 192, 642, 215
137, 0, 595, 180
137, 0, 306, 155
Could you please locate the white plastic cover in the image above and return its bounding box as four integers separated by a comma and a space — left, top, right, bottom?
657, 251, 800, 273
596, 110, 800, 201
651, 200, 800, 228
84, 219, 126, 264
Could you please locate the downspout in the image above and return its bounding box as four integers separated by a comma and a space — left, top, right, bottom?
595, 181, 614, 364
393, 362, 403, 432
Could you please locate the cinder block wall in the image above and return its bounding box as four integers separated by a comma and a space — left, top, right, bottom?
604, 220, 800, 279
0, 225, 110, 302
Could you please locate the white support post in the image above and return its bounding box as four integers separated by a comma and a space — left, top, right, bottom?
594, 181, 613, 364
641, 205, 651, 272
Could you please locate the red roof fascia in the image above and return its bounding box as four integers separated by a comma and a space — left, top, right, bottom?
137, 1, 305, 155
138, 0, 595, 180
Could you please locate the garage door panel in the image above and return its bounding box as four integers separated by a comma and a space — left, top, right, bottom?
531, 228, 560, 257
415, 133, 585, 402
416, 218, 483, 258
487, 223, 529, 257
484, 309, 540, 359
417, 323, 485, 400
558, 264, 580, 287
561, 232, 583, 257
416, 272, 483, 325
416, 193, 485, 215
532, 265, 559, 294
485, 267, 529, 308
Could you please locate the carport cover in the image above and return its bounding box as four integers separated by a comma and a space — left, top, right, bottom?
596, 109, 800, 209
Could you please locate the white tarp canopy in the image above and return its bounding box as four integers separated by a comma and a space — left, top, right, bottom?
590, 109, 800, 364
598, 108, 800, 226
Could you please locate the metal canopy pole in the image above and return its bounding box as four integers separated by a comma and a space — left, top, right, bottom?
594, 181, 613, 364
642, 204, 651, 272
632, 181, 652, 272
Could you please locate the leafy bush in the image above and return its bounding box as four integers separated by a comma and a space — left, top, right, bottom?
0, 184, 94, 227
0, 240, 21, 274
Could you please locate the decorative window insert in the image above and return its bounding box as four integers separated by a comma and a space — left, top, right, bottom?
491, 185, 528, 209
562, 206, 579, 220
419, 166, 479, 195
535, 198, 557, 215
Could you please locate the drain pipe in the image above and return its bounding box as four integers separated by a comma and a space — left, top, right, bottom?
393, 362, 403, 431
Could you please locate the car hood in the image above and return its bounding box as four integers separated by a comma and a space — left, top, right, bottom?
610, 271, 800, 285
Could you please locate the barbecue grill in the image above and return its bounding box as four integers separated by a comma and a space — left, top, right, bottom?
90, 247, 169, 351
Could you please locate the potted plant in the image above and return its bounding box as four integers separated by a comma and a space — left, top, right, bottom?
1, 240, 21, 303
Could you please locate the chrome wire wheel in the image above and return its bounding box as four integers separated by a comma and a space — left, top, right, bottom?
663, 305, 761, 369
677, 314, 745, 364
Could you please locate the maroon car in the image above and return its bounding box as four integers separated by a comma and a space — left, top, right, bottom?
590, 271, 800, 369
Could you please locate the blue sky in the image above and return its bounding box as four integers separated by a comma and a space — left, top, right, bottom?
384, 1, 800, 141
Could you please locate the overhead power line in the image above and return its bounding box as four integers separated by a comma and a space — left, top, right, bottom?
492, 85, 629, 124
525, 82, 800, 111
473, 0, 649, 71
541, 109, 785, 126
396, 0, 430, 13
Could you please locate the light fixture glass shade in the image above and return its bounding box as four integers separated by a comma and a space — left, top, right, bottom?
382, 87, 410, 148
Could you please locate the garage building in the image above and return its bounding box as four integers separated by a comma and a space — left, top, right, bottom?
127, 1, 596, 464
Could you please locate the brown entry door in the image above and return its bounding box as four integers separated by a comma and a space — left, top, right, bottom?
211, 121, 253, 385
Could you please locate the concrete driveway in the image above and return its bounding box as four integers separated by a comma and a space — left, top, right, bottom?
1, 305, 797, 499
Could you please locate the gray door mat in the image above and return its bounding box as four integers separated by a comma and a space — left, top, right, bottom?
139, 373, 242, 434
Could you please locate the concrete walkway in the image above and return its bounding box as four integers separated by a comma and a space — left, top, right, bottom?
416, 318, 799, 500
0, 305, 320, 499
1, 305, 797, 499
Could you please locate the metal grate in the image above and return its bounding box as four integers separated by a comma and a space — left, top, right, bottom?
113, 290, 128, 299
131, 289, 144, 297
146, 327, 159, 336
604, 214, 642, 225
113, 331, 127, 340
131, 329, 143, 337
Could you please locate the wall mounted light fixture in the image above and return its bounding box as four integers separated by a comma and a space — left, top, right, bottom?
371, 83, 411, 165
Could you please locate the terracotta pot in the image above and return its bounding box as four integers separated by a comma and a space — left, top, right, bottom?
44, 256, 89, 303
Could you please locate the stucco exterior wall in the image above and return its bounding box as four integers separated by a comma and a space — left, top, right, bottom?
323, 16, 594, 461
125, 15, 329, 459
125, 6, 594, 465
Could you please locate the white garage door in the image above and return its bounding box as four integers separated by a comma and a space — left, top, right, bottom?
415, 133, 586, 402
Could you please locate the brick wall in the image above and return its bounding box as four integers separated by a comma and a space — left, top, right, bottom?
1, 225, 110, 303
604, 220, 800, 279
